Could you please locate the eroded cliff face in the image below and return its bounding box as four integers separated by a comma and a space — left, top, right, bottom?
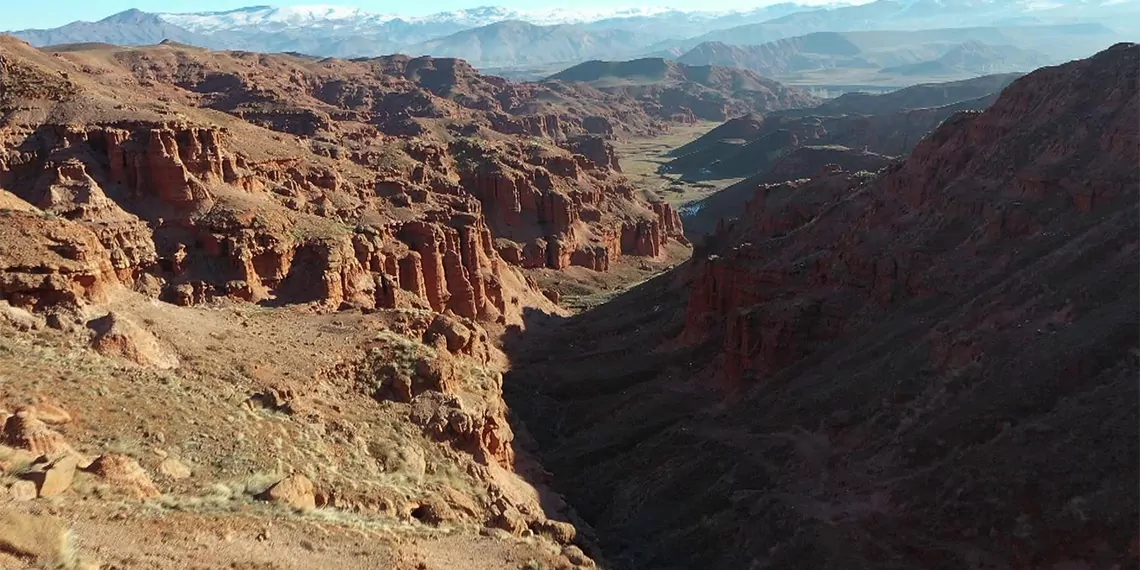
0, 37, 695, 322
457, 137, 686, 272
684, 43, 1139, 385
507, 43, 1140, 570
0, 121, 565, 323
0, 37, 606, 567
0, 201, 121, 311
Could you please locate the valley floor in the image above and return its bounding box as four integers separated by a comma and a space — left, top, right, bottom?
612, 122, 745, 210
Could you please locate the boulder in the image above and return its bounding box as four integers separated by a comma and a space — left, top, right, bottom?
85, 454, 161, 498
410, 496, 456, 526
24, 454, 79, 498
157, 457, 192, 480
88, 312, 179, 369
2, 412, 73, 457
531, 519, 577, 544
8, 480, 37, 502
0, 301, 43, 331
258, 473, 316, 510
562, 545, 596, 568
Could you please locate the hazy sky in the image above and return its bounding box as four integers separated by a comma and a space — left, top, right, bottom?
3, 0, 803, 30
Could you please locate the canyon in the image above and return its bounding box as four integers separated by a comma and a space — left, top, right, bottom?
507, 42, 1139, 570
0, 32, 1137, 570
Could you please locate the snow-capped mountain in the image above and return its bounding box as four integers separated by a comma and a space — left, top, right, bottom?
159, 5, 400, 32
158, 4, 731, 34
7, 0, 1135, 70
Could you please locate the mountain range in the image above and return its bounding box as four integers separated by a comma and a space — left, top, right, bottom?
675, 29, 1064, 78
7, 1, 1139, 75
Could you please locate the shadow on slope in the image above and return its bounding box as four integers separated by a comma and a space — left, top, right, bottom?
501, 42, 1140, 570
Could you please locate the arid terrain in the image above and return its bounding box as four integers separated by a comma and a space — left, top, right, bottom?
668, 73, 1020, 240
0, 28, 1137, 570
507, 42, 1140, 570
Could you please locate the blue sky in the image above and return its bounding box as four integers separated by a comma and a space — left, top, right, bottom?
3, 0, 781, 30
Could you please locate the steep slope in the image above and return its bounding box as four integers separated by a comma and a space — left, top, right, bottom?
545, 58, 819, 121
507, 42, 1139, 570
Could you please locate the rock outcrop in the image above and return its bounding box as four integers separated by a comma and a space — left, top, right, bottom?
88, 311, 180, 369
457, 137, 685, 272
0, 206, 121, 311
0, 37, 691, 320
2, 411, 74, 458
258, 473, 317, 510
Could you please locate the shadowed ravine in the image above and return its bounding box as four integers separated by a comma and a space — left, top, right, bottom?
501, 43, 1140, 570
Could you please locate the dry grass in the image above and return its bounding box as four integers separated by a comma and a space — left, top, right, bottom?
614, 122, 745, 208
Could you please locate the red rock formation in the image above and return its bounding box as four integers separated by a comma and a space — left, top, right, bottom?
683, 43, 1140, 385
567, 136, 622, 172
0, 206, 120, 310
507, 44, 1140, 570
457, 138, 686, 273
0, 37, 689, 322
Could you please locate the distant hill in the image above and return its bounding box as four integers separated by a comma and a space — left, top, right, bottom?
545, 58, 819, 121
11, 9, 216, 48
688, 1, 911, 46
8, 3, 1135, 79
547, 57, 677, 85
667, 72, 1015, 161
775, 72, 1020, 117
661, 74, 1012, 195
676, 26, 1107, 83
881, 41, 1051, 76
686, 4, 1127, 63
409, 20, 661, 68
670, 90, 1008, 239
